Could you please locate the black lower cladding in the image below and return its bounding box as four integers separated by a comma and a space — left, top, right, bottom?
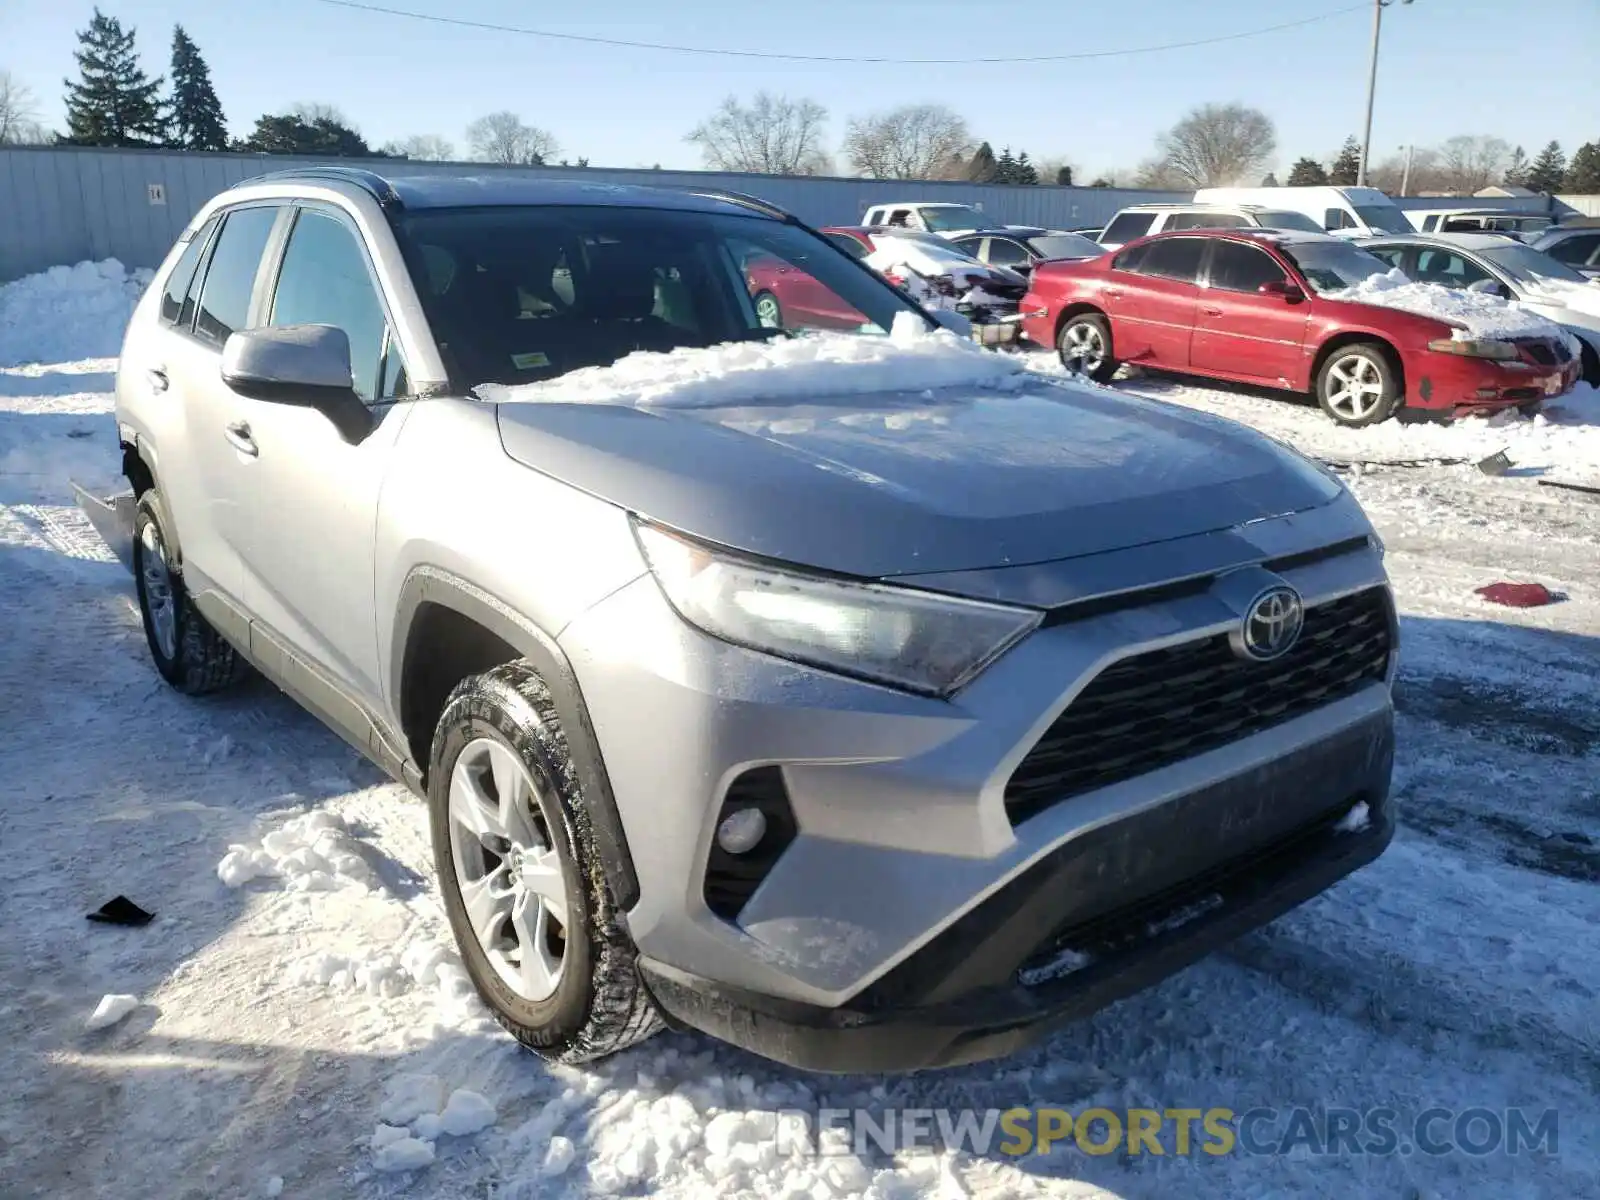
639, 706, 1395, 1073
1005, 586, 1394, 825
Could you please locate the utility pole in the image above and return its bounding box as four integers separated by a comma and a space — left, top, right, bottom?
1357, 0, 1414, 188
1399, 144, 1415, 196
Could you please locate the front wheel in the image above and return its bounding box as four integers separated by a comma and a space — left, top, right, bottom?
1057, 313, 1118, 383
429, 661, 661, 1063
1316, 344, 1401, 427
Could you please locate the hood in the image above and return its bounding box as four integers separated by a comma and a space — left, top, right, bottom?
495, 379, 1342, 580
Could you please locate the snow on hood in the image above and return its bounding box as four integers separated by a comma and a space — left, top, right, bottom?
482, 312, 1027, 408
1327, 268, 1563, 341
863, 239, 991, 286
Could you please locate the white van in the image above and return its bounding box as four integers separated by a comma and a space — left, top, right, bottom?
1194, 185, 1411, 238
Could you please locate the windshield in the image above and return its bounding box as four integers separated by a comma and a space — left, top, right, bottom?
1026, 233, 1103, 259
1480, 243, 1590, 286
920, 205, 986, 232
1281, 240, 1390, 293
1353, 204, 1409, 234
1252, 210, 1324, 234
393, 206, 924, 392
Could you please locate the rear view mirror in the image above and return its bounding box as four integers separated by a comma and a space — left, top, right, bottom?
1259, 279, 1306, 303
221, 325, 372, 443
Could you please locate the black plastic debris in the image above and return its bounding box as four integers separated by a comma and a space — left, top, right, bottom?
1476, 448, 1513, 476
1539, 479, 1600, 497
87, 896, 154, 927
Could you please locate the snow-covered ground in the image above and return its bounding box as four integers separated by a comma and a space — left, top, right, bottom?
1, 263, 1597, 1198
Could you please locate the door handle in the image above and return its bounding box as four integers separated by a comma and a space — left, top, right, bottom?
223, 421, 258, 458
147, 367, 169, 393
1202, 306, 1224, 317
1104, 289, 1123, 300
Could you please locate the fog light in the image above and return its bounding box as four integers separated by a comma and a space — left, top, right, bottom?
716, 807, 767, 855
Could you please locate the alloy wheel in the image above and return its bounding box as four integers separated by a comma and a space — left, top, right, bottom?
447, 737, 569, 1002
138, 522, 178, 660
1324, 353, 1386, 421
1060, 321, 1106, 376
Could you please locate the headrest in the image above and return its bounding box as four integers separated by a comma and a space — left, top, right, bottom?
582, 244, 657, 320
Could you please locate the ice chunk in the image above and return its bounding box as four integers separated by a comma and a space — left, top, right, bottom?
542, 1134, 576, 1176
379, 1074, 444, 1126
373, 1137, 435, 1173
86, 993, 138, 1030
438, 1089, 498, 1137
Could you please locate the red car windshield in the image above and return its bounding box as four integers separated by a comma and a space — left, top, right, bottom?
1280, 240, 1391, 293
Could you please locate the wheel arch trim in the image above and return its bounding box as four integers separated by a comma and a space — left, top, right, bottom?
391, 565, 641, 910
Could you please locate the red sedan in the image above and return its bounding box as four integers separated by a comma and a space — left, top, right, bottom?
1019, 229, 1580, 426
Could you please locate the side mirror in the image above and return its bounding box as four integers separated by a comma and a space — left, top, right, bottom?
1467, 278, 1512, 300
1259, 279, 1306, 303
221, 325, 372, 443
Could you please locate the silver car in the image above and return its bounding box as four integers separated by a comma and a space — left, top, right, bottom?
110, 167, 1397, 1072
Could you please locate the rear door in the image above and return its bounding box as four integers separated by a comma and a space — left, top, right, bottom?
154, 203, 281, 609
1191, 239, 1310, 385
1115, 237, 1206, 367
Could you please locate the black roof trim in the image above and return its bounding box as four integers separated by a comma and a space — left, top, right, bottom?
686, 188, 796, 223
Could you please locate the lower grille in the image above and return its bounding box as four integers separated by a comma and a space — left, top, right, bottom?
1005, 587, 1392, 824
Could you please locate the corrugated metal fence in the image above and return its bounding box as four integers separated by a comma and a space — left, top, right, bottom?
0, 146, 1187, 282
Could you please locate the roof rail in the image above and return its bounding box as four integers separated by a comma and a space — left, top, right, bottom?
239, 165, 403, 207
686, 188, 797, 223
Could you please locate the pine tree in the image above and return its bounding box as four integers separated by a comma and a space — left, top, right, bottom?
1286, 157, 1329, 186
62, 8, 167, 147
1260, 172, 1280, 187
994, 146, 1018, 184
1013, 150, 1038, 185
241, 111, 373, 156
1502, 145, 1528, 188
1526, 141, 1567, 193
1328, 137, 1362, 186
167, 25, 227, 150
1054, 164, 1073, 186
1564, 142, 1600, 194
965, 141, 998, 183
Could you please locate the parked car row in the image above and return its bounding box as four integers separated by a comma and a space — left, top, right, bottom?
1018, 228, 1583, 427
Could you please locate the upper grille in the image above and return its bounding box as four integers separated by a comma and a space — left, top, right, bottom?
1004, 587, 1392, 825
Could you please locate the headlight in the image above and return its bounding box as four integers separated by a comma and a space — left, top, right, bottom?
633, 522, 1041, 696
1426, 337, 1518, 361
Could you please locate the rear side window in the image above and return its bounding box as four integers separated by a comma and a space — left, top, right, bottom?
1208, 241, 1288, 292
268, 209, 391, 402
1324, 208, 1357, 231
159, 217, 217, 326
194, 206, 278, 347
1547, 233, 1600, 267
1137, 237, 1206, 283
1102, 211, 1156, 243
1421, 214, 1440, 232
984, 238, 1030, 266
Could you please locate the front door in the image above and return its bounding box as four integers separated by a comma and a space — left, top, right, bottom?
1190, 240, 1310, 385
228, 204, 409, 712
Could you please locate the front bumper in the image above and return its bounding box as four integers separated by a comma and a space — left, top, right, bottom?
1407, 349, 1579, 414
641, 712, 1392, 1072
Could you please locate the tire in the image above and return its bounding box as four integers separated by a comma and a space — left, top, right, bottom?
752, 290, 783, 330
1056, 312, 1118, 383
133, 491, 248, 695
1316, 342, 1401, 427
428, 660, 662, 1063
1579, 339, 1600, 388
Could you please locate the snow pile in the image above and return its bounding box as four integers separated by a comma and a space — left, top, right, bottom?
485, 311, 1026, 408
0, 260, 152, 367
216, 811, 376, 892
1326, 268, 1562, 340
287, 938, 478, 1007
370, 1077, 498, 1173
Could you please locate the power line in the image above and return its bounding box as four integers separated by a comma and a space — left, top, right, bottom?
312, 0, 1368, 66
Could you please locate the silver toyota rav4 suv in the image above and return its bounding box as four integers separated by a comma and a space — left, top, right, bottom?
111, 167, 1396, 1073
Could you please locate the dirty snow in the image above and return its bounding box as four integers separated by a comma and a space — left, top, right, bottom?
485, 310, 1025, 408
2, 259, 1598, 1199
1326, 267, 1565, 341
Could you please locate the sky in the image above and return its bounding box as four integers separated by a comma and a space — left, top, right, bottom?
2, 0, 1597, 178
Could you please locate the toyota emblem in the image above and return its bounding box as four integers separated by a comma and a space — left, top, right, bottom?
1232, 586, 1304, 662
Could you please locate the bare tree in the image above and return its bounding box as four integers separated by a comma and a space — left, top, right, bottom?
1146, 103, 1277, 188
1438, 135, 1512, 194
292, 101, 354, 128
381, 133, 456, 161
1367, 147, 1448, 195
686, 93, 830, 175
0, 70, 46, 144
1133, 157, 1192, 189
466, 111, 558, 165
843, 104, 972, 180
